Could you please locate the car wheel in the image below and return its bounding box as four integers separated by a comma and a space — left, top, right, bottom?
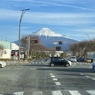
92, 67, 95, 69
65, 63, 70, 67
0, 64, 2, 68
50, 63, 54, 67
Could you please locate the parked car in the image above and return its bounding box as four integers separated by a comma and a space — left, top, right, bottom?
92, 63, 95, 69
48, 57, 72, 67
86, 58, 92, 63
77, 57, 85, 62
70, 56, 77, 62
0, 61, 6, 68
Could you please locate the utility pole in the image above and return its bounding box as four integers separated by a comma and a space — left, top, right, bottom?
27, 36, 30, 60
18, 9, 30, 63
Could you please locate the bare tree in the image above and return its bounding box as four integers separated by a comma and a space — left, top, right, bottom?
70, 39, 95, 58
0, 45, 4, 56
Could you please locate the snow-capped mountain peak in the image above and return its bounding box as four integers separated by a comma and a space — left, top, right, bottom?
32, 28, 63, 37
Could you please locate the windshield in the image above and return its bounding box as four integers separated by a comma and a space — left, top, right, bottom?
0, 0, 95, 95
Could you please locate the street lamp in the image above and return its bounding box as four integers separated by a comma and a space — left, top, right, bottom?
18, 9, 30, 63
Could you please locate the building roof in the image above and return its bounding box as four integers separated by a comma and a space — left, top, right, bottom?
0, 41, 11, 49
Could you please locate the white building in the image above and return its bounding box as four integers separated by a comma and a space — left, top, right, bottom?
11, 43, 19, 50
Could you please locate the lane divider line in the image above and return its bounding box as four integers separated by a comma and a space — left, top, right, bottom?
85, 76, 91, 78
53, 78, 58, 81
80, 73, 84, 75
80, 73, 95, 81
55, 82, 61, 85
92, 78, 95, 81
50, 73, 53, 76
51, 75, 55, 78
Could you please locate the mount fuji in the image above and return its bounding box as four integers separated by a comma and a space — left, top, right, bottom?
31, 28, 78, 51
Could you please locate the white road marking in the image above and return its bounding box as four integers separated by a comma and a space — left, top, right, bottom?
53, 78, 58, 81
69, 91, 81, 95
55, 82, 61, 85
87, 90, 95, 95
50, 73, 53, 76
51, 75, 55, 78
92, 78, 95, 81
13, 91, 24, 95
80, 73, 84, 75
32, 91, 42, 95
85, 76, 91, 78
80, 73, 95, 81
52, 91, 63, 95
1, 90, 95, 95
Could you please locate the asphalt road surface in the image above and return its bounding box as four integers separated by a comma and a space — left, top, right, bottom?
0, 61, 95, 95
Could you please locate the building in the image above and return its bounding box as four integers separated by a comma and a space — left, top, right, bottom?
0, 41, 11, 60
11, 43, 19, 60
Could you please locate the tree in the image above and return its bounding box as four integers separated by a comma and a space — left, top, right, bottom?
60, 52, 68, 58
70, 39, 95, 58
0, 45, 4, 56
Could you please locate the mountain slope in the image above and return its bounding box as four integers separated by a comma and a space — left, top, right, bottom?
31, 28, 78, 51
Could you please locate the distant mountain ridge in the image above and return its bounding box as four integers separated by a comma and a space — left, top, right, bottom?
31, 28, 78, 51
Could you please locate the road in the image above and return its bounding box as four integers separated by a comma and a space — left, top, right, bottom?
0, 60, 95, 95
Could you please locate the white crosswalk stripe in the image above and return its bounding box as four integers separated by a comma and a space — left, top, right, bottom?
87, 90, 95, 95
1, 90, 95, 95
13, 91, 24, 95
69, 90, 82, 95
52, 91, 63, 95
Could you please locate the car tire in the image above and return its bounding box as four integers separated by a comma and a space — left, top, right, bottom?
0, 64, 2, 68
50, 63, 54, 67
92, 67, 95, 69
65, 63, 70, 67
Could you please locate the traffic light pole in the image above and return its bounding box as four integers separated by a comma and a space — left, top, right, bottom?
18, 9, 29, 64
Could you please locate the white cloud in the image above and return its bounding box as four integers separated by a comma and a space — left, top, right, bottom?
1, 0, 95, 11
0, 9, 20, 19
25, 12, 95, 26
0, 9, 95, 26
31, 1, 95, 11
75, 28, 95, 33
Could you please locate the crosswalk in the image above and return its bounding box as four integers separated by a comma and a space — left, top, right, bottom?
1, 90, 95, 95
32, 61, 92, 65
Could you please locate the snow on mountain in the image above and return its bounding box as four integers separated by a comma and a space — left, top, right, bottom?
32, 28, 72, 39
32, 28, 63, 37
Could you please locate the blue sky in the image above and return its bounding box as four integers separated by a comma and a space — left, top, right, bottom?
0, 0, 95, 41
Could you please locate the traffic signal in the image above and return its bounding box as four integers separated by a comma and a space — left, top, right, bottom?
34, 39, 39, 43
59, 41, 63, 44
56, 46, 61, 51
